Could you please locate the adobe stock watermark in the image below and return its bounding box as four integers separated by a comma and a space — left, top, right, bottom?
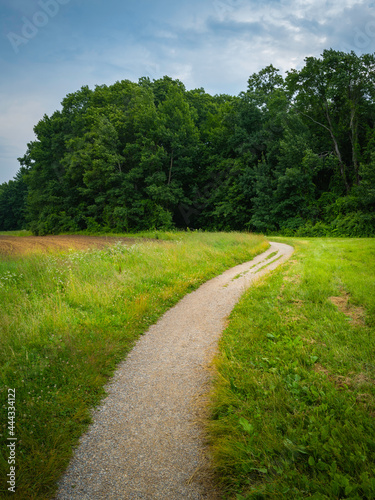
7, 0, 71, 54
341, 3, 375, 53
7, 389, 16, 493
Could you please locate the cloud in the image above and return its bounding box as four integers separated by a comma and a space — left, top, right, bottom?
0, 92, 45, 184
0, 0, 373, 183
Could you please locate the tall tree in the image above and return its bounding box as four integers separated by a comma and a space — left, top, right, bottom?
286, 50, 375, 193
0, 169, 28, 230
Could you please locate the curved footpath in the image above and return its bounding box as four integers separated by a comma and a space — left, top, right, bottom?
56, 242, 294, 500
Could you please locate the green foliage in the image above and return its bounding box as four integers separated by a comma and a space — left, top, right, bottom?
209, 238, 375, 498
5, 50, 374, 235
0, 170, 28, 230
358, 153, 375, 207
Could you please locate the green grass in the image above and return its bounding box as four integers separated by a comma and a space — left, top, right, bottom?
0, 230, 32, 237
0, 231, 268, 499
208, 238, 375, 499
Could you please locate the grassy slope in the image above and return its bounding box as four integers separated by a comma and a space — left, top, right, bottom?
0, 232, 268, 499
208, 238, 375, 499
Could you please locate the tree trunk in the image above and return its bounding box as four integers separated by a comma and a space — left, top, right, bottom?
323, 102, 350, 194
350, 106, 360, 185
168, 152, 173, 186
301, 109, 350, 194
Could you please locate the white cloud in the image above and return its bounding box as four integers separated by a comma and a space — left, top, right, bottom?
0, 0, 373, 183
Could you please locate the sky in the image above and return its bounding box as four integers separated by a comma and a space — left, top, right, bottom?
0, 0, 374, 184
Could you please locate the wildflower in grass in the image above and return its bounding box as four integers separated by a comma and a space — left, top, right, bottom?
0, 271, 24, 287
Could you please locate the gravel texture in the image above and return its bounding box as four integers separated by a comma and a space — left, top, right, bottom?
56, 242, 293, 500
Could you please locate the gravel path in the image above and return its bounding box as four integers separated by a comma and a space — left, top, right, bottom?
56, 242, 293, 500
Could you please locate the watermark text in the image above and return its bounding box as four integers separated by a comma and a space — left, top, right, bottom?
7, 389, 16, 493
7, 0, 71, 54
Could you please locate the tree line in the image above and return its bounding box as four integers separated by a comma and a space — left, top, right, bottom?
1, 49, 375, 236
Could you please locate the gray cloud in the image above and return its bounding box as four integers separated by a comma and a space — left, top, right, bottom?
0, 0, 372, 183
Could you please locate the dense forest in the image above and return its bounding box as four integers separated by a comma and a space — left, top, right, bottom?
1, 49, 375, 236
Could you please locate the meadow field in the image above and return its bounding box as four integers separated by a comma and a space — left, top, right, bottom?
0, 231, 268, 499
1, 233, 374, 499
209, 238, 375, 499
0, 233, 149, 257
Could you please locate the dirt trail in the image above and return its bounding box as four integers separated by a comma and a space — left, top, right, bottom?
56, 242, 294, 500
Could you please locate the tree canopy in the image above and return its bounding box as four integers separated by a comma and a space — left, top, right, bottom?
2, 50, 375, 236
